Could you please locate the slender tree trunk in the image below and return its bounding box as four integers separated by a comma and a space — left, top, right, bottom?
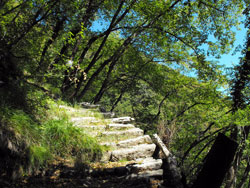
237, 159, 250, 188
75, 57, 114, 101
225, 126, 240, 188
70, 0, 136, 98
51, 0, 103, 71
226, 126, 250, 188
1, 1, 25, 16
110, 89, 126, 112
93, 60, 117, 104
37, 17, 66, 71
151, 91, 174, 122
75, 32, 136, 101
68, 35, 101, 95
9, 0, 58, 48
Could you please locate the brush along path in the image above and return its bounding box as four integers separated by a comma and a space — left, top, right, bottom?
68, 105, 163, 183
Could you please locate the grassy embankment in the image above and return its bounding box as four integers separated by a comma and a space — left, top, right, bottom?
0, 97, 105, 179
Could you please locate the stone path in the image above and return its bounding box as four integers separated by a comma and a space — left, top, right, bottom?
64, 104, 163, 182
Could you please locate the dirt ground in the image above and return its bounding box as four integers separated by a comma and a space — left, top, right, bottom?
0, 162, 162, 188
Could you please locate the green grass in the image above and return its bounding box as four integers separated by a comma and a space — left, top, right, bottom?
0, 99, 105, 177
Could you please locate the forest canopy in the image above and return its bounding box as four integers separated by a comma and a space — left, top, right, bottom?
1, 0, 250, 187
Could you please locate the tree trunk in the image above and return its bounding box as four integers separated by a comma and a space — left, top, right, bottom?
110, 90, 125, 112
9, 1, 58, 48
192, 133, 238, 188
152, 134, 184, 188
151, 91, 173, 122
37, 17, 66, 71
75, 33, 136, 101
75, 57, 114, 101
237, 160, 250, 188
93, 60, 117, 104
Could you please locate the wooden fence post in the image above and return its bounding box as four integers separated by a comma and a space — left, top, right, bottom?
153, 134, 184, 188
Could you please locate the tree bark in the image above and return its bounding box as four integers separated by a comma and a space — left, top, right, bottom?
9, 0, 58, 48
153, 134, 184, 188
37, 16, 66, 71
192, 133, 238, 188
151, 91, 174, 122
93, 60, 117, 104
75, 33, 136, 101
237, 159, 250, 188
110, 90, 125, 112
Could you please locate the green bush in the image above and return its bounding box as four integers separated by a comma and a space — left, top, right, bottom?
29, 145, 51, 168
42, 119, 103, 161
0, 99, 103, 178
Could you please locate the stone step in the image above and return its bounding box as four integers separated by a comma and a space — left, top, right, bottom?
110, 144, 156, 161
71, 117, 100, 124
117, 135, 152, 147
80, 102, 100, 109
106, 123, 135, 130
101, 128, 144, 138
71, 116, 97, 121
101, 112, 115, 118
130, 158, 162, 173
59, 105, 89, 114
74, 125, 106, 136
111, 117, 135, 124
73, 123, 134, 131
127, 169, 163, 180
101, 135, 153, 149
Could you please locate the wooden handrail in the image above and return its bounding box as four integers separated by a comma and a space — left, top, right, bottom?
152, 134, 184, 188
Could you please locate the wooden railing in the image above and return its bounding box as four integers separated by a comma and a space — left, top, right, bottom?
152, 134, 184, 188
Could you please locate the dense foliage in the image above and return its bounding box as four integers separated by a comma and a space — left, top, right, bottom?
1, 0, 250, 187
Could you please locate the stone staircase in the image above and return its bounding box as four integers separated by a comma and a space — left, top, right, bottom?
62, 104, 163, 182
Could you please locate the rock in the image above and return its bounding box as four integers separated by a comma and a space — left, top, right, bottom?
74, 125, 106, 130
128, 169, 163, 179
106, 124, 135, 130
100, 135, 153, 149
101, 128, 144, 137
71, 117, 100, 125
117, 135, 152, 148
111, 144, 156, 161
100, 151, 112, 162
71, 117, 98, 122
80, 102, 100, 109
111, 117, 135, 124
101, 112, 116, 118
130, 158, 162, 173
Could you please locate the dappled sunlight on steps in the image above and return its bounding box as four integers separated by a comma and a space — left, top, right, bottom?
60, 104, 164, 186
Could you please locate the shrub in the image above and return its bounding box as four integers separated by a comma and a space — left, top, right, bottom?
0, 100, 103, 179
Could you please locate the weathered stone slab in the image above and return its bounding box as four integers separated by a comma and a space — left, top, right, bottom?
130, 158, 162, 173
80, 102, 100, 109
100, 151, 112, 162
106, 124, 135, 130
128, 169, 163, 179
101, 135, 152, 148
71, 117, 100, 124
74, 124, 106, 130
59, 105, 88, 113
101, 112, 115, 118
117, 135, 152, 148
101, 128, 144, 137
111, 144, 156, 161
71, 117, 97, 121
111, 117, 135, 124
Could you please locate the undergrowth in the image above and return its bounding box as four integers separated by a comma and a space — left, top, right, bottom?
0, 98, 104, 179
